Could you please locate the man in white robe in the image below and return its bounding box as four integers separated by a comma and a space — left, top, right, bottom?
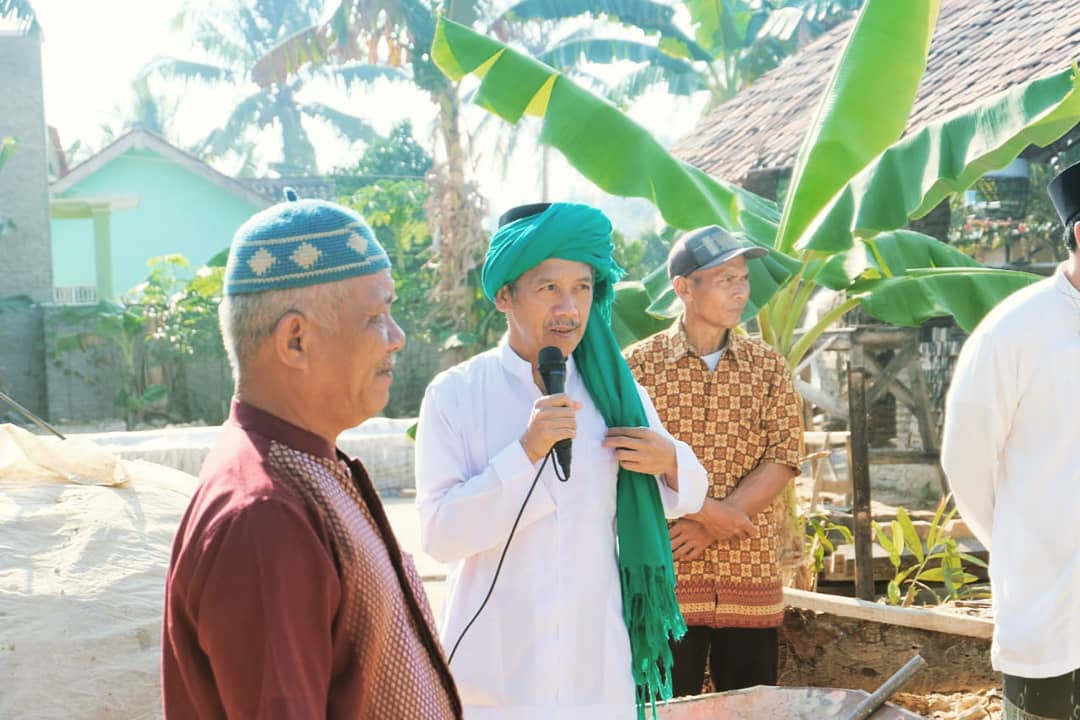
942, 162, 1080, 719
415, 202, 707, 720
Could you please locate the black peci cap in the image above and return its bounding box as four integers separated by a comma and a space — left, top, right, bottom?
1048, 161, 1080, 226
498, 203, 551, 228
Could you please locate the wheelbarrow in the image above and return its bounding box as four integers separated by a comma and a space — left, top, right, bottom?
655, 686, 923, 719
657, 654, 927, 719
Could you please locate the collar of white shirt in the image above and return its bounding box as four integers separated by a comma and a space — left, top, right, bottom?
497, 335, 580, 388
1055, 262, 1080, 301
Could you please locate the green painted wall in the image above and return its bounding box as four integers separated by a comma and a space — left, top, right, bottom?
51, 148, 263, 296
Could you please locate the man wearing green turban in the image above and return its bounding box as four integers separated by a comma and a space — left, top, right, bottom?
416, 202, 707, 720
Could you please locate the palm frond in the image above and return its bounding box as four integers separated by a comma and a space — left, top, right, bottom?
300, 102, 379, 144
198, 91, 274, 159
501, 0, 713, 62
140, 57, 236, 85
275, 104, 318, 174
332, 63, 411, 90
609, 62, 705, 104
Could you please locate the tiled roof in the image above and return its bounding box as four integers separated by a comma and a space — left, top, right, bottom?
672, 0, 1080, 185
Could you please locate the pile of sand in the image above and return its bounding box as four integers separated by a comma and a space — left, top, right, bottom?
0, 424, 197, 719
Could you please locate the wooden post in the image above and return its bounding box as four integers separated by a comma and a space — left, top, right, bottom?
91, 205, 114, 300
848, 350, 875, 601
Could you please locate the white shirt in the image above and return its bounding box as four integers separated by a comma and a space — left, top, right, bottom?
941, 265, 1080, 678
415, 338, 708, 720
701, 347, 725, 372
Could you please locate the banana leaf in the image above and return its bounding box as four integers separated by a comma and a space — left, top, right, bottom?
431, 17, 801, 316
854, 266, 1041, 332
815, 229, 979, 289
431, 17, 779, 240
776, 0, 939, 254
801, 65, 1080, 252
250, 0, 421, 87
684, 0, 755, 59
612, 281, 673, 347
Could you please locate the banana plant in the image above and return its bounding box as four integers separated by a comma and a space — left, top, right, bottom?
430, 2, 1080, 369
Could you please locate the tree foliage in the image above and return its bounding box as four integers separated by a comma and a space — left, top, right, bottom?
430, 6, 1080, 368
141, 0, 380, 174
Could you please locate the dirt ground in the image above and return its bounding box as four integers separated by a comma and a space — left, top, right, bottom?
892, 687, 1003, 720
792, 470, 1001, 720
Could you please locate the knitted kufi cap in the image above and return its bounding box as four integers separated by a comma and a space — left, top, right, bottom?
223, 188, 389, 296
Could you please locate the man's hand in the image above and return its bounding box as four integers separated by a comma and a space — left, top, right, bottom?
602, 427, 678, 479
688, 498, 756, 543
669, 519, 714, 561
520, 394, 581, 464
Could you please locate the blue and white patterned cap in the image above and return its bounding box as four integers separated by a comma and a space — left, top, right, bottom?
223, 189, 390, 296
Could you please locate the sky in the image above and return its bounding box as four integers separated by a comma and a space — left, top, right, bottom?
27, 0, 709, 236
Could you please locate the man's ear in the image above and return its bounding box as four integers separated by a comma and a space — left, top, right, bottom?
671, 275, 691, 304
494, 285, 513, 313
272, 311, 309, 370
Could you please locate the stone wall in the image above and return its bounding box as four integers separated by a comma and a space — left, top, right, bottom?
0, 306, 46, 421
0, 32, 52, 417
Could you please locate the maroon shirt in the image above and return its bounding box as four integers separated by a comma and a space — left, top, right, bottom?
162, 400, 460, 719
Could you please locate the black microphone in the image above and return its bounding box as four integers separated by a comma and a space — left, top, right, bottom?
537, 346, 572, 481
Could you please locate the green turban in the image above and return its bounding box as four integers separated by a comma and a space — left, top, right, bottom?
484, 203, 685, 719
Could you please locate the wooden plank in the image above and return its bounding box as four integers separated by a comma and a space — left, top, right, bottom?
848, 355, 875, 601
852, 326, 918, 349
868, 449, 939, 464
803, 430, 851, 445
783, 588, 994, 640
860, 352, 918, 409
866, 344, 921, 404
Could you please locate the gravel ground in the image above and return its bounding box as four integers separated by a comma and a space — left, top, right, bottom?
892, 688, 1003, 720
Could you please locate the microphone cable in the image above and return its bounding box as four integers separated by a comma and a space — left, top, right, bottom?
447, 446, 563, 665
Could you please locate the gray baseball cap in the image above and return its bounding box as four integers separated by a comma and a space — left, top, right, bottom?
667, 225, 768, 279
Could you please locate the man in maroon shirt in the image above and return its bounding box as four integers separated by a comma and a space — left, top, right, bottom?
161, 191, 461, 719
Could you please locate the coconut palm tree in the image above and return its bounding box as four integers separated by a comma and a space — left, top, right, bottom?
501, 0, 863, 109
98, 77, 178, 145
249, 0, 489, 350
140, 0, 397, 174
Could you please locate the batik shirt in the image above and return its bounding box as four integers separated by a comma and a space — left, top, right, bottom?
625, 321, 803, 628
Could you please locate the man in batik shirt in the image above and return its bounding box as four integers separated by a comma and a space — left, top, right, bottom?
626, 225, 803, 696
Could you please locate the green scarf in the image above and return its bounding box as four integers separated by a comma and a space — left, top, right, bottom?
482, 203, 685, 719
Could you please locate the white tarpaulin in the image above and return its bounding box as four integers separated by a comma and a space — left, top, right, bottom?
0, 424, 197, 719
